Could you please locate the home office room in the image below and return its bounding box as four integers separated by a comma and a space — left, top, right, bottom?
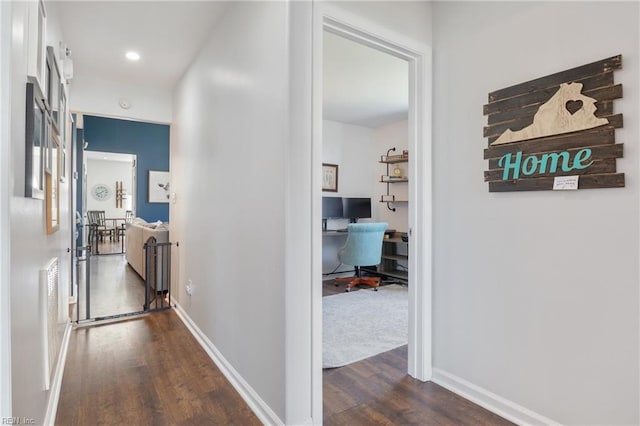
320, 27, 413, 414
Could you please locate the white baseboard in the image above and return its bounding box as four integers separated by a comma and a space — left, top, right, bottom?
43, 320, 72, 426
173, 302, 284, 426
431, 368, 560, 426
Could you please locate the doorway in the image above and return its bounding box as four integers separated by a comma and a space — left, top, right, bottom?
84, 150, 136, 255
321, 26, 410, 368
311, 8, 433, 422
77, 150, 144, 320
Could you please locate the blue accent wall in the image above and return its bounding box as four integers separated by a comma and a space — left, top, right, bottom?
83, 115, 170, 222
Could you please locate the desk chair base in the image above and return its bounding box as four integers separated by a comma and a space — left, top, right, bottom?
334, 276, 380, 292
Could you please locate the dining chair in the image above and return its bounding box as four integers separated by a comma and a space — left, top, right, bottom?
86, 210, 116, 242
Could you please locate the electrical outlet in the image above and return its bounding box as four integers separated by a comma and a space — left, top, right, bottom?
185, 279, 193, 296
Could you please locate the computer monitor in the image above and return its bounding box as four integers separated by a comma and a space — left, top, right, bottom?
322, 196, 343, 218
322, 197, 343, 230
342, 197, 371, 223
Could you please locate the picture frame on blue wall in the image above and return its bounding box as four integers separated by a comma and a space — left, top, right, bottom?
25, 81, 45, 200
148, 170, 170, 203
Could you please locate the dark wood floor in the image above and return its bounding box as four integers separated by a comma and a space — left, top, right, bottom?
55, 310, 260, 426
322, 278, 513, 425
58, 274, 511, 425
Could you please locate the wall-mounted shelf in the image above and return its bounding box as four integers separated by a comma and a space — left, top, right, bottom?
362, 232, 408, 282
379, 155, 408, 164
380, 147, 408, 211
379, 199, 408, 203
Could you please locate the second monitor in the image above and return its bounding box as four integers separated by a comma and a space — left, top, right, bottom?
342, 197, 371, 223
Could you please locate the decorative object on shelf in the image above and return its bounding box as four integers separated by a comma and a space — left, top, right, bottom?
379, 147, 408, 211
91, 184, 111, 201
484, 55, 624, 192
148, 170, 170, 203
322, 163, 338, 192
25, 82, 46, 200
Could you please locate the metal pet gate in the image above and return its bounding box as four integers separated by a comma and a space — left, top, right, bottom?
75, 237, 172, 323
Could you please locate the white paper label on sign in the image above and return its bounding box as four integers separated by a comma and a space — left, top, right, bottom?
553, 175, 579, 190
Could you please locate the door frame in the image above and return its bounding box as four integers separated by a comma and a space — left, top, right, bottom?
0, 0, 12, 417
310, 4, 433, 422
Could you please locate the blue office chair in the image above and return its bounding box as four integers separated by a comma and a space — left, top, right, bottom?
335, 222, 388, 292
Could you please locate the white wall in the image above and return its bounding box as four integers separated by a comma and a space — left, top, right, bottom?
171, 1, 288, 421
70, 75, 172, 124
432, 2, 639, 424
8, 1, 71, 422
322, 120, 375, 274
0, 0, 13, 419
322, 119, 377, 219
374, 119, 408, 232
321, 119, 409, 273
85, 158, 133, 217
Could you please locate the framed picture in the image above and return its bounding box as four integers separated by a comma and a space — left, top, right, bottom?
46, 130, 60, 234
43, 115, 53, 174
322, 163, 339, 192
26, 0, 47, 95
148, 170, 170, 203
25, 82, 45, 199
60, 89, 67, 148
46, 46, 61, 134
60, 149, 66, 183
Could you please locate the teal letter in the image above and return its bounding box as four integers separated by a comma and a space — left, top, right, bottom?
539, 152, 570, 173
498, 152, 522, 180
573, 148, 593, 170
522, 155, 539, 176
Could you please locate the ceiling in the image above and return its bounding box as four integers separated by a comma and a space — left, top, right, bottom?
323, 30, 408, 128
53, 2, 407, 127
55, 1, 228, 91
85, 151, 135, 163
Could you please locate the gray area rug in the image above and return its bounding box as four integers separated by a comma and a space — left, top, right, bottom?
323, 284, 408, 368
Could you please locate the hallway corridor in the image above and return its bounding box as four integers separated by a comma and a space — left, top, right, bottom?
55, 311, 259, 425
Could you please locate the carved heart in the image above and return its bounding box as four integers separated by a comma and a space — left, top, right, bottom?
565, 100, 583, 115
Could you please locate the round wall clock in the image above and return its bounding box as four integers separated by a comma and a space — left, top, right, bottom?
91, 184, 112, 201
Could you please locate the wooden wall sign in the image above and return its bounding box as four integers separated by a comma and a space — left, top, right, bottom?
484, 55, 624, 192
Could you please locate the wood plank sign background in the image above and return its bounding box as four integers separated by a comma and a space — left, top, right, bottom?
484, 55, 624, 192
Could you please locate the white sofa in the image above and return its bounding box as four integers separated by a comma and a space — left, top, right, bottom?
125, 218, 169, 290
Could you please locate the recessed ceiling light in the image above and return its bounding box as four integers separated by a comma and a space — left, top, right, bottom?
126, 51, 140, 61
